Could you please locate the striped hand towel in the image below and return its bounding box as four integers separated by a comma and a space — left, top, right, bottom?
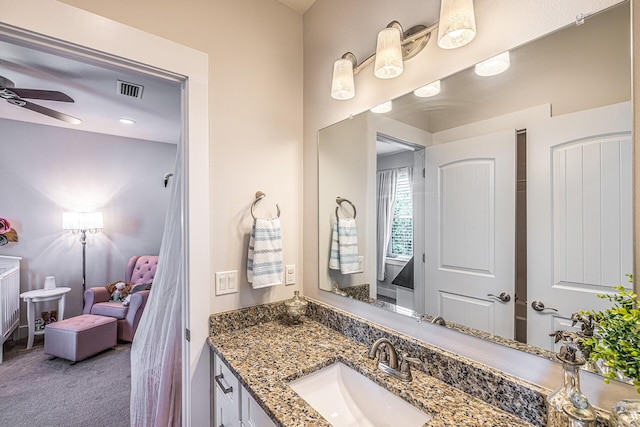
329, 218, 360, 274
329, 221, 340, 270
247, 217, 283, 288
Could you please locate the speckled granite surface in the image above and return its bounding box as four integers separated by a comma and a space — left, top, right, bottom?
340, 283, 369, 302
209, 298, 610, 427
209, 319, 534, 427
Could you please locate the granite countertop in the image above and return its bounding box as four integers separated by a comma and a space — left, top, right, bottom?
208, 317, 534, 427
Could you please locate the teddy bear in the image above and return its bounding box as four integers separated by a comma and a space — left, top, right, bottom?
105, 281, 133, 303
110, 282, 126, 302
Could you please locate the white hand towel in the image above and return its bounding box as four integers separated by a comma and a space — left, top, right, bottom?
247, 217, 283, 288
333, 218, 360, 274
329, 221, 340, 271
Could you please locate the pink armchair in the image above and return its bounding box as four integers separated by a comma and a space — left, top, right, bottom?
83, 255, 158, 342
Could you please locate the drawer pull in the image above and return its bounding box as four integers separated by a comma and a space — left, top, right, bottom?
215, 373, 233, 394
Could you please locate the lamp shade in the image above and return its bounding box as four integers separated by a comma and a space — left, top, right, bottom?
437, 0, 476, 49
475, 51, 510, 76
370, 101, 392, 114
331, 58, 355, 100
63, 211, 104, 231
414, 80, 441, 97
374, 27, 403, 79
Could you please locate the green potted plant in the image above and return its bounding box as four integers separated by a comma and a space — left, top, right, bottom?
578, 277, 640, 427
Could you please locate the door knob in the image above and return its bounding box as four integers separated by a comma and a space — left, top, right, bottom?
531, 300, 558, 312
487, 292, 511, 302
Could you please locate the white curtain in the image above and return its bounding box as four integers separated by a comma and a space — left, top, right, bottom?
405, 166, 414, 192
130, 146, 183, 426
376, 169, 397, 281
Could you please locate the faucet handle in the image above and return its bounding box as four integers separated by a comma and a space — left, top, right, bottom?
400, 353, 422, 374
379, 346, 389, 364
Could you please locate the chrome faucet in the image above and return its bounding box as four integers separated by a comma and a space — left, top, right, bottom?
431, 316, 446, 326
368, 338, 421, 382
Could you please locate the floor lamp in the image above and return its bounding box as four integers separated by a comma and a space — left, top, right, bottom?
63, 211, 104, 297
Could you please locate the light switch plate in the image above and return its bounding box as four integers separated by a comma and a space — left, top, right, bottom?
285, 264, 295, 285
215, 270, 238, 295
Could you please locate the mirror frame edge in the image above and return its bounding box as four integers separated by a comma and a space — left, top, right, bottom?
633, 0, 639, 295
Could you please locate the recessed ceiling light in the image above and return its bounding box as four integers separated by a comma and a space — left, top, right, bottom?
119, 118, 136, 125
414, 80, 441, 97
370, 101, 392, 114
475, 51, 510, 77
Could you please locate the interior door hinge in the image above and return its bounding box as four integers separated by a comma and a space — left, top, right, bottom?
423, 168, 426, 178
185, 328, 191, 342
422, 253, 425, 263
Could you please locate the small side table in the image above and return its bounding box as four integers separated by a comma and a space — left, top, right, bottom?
19, 287, 71, 349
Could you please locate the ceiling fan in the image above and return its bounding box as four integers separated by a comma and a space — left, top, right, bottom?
0, 75, 81, 124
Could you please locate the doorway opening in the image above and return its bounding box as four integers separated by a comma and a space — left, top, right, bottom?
375, 133, 426, 314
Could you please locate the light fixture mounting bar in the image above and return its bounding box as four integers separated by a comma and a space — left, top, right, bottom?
348, 21, 438, 75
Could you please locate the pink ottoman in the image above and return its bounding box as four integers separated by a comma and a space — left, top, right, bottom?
44, 314, 117, 362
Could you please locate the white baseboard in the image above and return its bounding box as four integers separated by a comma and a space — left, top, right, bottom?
376, 283, 396, 299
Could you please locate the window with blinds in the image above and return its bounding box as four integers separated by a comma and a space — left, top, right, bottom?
389, 168, 413, 257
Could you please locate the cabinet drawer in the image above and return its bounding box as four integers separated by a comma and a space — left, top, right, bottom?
213, 355, 240, 416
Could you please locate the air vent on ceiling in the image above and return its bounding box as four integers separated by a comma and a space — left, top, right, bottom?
117, 80, 144, 99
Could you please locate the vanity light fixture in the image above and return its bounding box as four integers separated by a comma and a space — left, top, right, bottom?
474, 51, 511, 76
374, 25, 404, 79
437, 0, 477, 49
330, 0, 476, 100
413, 80, 441, 97
370, 101, 392, 114
331, 53, 357, 100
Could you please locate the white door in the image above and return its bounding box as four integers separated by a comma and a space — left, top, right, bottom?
527, 102, 632, 350
425, 129, 516, 338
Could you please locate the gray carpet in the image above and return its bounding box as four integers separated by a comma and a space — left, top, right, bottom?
0, 335, 131, 427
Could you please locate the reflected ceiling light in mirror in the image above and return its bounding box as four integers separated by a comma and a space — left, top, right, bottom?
119, 118, 136, 125
474, 51, 511, 76
374, 24, 404, 79
413, 80, 441, 97
370, 101, 392, 113
437, 0, 477, 49
331, 53, 357, 100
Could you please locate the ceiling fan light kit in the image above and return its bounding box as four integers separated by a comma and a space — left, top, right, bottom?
0, 74, 81, 124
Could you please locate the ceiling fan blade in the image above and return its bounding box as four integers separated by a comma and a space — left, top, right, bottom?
14, 99, 81, 124
9, 88, 74, 102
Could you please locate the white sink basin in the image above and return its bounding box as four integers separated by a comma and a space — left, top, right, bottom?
288, 362, 431, 427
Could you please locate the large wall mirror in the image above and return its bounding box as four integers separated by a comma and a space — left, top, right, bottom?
318, 1, 631, 364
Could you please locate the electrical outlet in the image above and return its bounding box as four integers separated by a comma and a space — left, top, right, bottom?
285, 265, 295, 285
215, 270, 238, 295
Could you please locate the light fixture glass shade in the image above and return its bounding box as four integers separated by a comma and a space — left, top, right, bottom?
63, 211, 104, 231
374, 27, 403, 79
474, 51, 511, 76
437, 0, 477, 49
414, 80, 441, 97
331, 58, 356, 100
370, 101, 392, 114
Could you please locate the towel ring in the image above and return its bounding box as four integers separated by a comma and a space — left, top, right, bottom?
251, 191, 280, 220
335, 196, 356, 219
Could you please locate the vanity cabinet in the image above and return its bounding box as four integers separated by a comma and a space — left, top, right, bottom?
213, 354, 276, 427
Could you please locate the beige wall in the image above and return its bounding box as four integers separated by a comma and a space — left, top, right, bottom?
60, 0, 305, 312
318, 113, 370, 290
